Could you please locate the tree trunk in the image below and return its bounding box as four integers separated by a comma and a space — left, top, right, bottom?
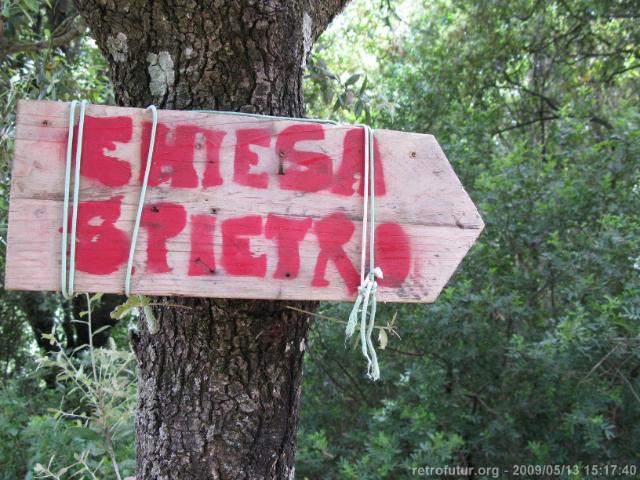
73, 1, 348, 478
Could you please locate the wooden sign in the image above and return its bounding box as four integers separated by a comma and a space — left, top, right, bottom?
5, 100, 483, 302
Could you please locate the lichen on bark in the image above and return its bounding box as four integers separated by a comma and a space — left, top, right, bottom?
146, 51, 175, 100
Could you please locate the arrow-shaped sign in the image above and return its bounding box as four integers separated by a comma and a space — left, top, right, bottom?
5, 100, 483, 302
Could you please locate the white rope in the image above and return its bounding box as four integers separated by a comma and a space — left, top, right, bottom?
125, 105, 158, 296
345, 125, 383, 381
359, 125, 370, 285
61, 99, 88, 299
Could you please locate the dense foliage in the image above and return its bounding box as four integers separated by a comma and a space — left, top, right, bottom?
1, 0, 638, 478
300, 1, 640, 477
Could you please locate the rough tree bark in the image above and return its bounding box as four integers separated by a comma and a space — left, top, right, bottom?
72, 1, 349, 479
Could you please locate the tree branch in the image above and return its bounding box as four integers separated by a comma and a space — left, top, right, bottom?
503, 71, 560, 112
1, 18, 85, 58
307, 0, 352, 41
493, 115, 561, 134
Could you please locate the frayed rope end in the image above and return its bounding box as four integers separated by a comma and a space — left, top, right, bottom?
347, 269, 383, 381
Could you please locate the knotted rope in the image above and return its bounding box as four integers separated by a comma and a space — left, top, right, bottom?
345, 125, 383, 380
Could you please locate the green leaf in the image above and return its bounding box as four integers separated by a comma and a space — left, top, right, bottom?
90, 292, 104, 304
111, 295, 149, 319
378, 328, 388, 350
92, 324, 112, 336
345, 73, 361, 86
355, 100, 364, 119
358, 76, 368, 95
68, 426, 102, 443
332, 97, 342, 113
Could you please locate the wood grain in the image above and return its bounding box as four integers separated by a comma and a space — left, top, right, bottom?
5, 100, 483, 302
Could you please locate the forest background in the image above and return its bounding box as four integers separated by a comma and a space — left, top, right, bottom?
0, 0, 639, 478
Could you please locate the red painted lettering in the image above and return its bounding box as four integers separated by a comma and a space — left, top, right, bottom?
140, 203, 187, 273
201, 131, 226, 188
234, 129, 270, 189
264, 214, 312, 279
75, 195, 128, 274
311, 212, 359, 293
140, 123, 199, 188
75, 116, 132, 187
222, 215, 266, 277
375, 223, 410, 287
331, 127, 386, 196
188, 214, 216, 276
277, 124, 332, 192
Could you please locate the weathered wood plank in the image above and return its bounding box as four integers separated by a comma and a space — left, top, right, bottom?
5, 100, 483, 302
